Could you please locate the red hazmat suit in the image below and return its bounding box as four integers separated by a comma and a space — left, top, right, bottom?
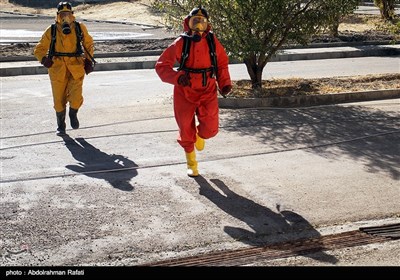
155, 17, 232, 153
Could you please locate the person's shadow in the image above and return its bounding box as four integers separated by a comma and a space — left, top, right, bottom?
62, 135, 138, 191
194, 176, 338, 264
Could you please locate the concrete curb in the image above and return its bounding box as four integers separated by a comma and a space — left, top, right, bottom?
218, 89, 400, 108
2, 41, 398, 62
1, 45, 399, 77
2, 43, 399, 109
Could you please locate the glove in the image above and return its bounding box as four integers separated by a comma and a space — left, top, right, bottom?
221, 85, 232, 96
41, 56, 53, 68
84, 58, 94, 75
177, 74, 191, 87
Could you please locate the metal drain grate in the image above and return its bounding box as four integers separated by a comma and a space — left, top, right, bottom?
360, 223, 400, 239
144, 224, 399, 266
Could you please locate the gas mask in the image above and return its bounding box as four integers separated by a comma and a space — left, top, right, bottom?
188, 16, 208, 42
59, 13, 73, 34
191, 33, 202, 42
57, 2, 74, 34
61, 18, 72, 34
189, 16, 208, 33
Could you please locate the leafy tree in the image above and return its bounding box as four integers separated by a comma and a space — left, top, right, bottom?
153, 0, 359, 89
327, 0, 360, 37
373, 0, 399, 43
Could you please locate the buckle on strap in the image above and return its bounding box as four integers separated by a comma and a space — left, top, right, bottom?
182, 66, 213, 74
53, 52, 82, 57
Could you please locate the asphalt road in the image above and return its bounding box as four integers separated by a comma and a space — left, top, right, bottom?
2, 56, 399, 102
1, 61, 399, 267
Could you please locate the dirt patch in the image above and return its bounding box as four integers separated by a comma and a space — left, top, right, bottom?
0, 39, 175, 57
231, 74, 400, 98
1, 0, 163, 26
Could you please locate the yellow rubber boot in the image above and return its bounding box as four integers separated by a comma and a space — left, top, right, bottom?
195, 134, 205, 151
185, 150, 199, 177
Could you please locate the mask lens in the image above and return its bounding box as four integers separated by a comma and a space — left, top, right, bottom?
60, 11, 71, 18
189, 16, 207, 32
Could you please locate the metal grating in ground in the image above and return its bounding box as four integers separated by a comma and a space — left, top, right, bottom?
360, 223, 400, 239
144, 223, 399, 266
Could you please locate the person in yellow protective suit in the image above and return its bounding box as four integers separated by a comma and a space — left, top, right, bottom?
34, 2, 94, 136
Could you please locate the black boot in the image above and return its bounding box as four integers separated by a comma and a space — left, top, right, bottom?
69, 108, 79, 129
56, 110, 66, 136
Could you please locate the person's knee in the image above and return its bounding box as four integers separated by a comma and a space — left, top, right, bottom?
199, 126, 218, 139
53, 96, 66, 112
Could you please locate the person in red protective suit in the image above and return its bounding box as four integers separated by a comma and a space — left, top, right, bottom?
155, 6, 232, 177
34, 2, 94, 136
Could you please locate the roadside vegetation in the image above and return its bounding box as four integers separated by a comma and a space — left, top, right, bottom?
2, 0, 399, 98
153, 0, 399, 97
231, 73, 400, 98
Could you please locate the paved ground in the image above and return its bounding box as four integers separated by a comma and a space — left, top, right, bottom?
1, 64, 399, 267
0, 5, 399, 269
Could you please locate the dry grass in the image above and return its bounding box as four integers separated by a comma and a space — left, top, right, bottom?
231, 73, 400, 98
339, 14, 383, 32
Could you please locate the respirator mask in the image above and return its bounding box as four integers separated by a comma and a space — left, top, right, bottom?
188, 16, 208, 42
187, 6, 209, 42
61, 15, 72, 34
57, 2, 74, 35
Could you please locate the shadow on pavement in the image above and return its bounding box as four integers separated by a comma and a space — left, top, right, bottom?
194, 176, 338, 264
62, 135, 138, 191
222, 104, 400, 180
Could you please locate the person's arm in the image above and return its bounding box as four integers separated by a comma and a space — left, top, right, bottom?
34, 26, 52, 62
79, 23, 94, 59
214, 36, 232, 92
155, 38, 183, 86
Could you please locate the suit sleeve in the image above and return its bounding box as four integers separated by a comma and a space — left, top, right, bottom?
79, 23, 94, 59
214, 36, 232, 89
33, 26, 52, 62
155, 38, 183, 86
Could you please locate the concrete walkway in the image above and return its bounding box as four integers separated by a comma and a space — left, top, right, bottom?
2, 44, 399, 108
1, 44, 399, 77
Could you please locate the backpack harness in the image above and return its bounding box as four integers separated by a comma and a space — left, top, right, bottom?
177, 32, 218, 87
48, 22, 96, 65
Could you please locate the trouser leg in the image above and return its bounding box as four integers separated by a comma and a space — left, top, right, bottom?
173, 90, 197, 153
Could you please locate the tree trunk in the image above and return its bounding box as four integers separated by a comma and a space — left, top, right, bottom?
375, 0, 395, 20
243, 56, 264, 89
383, 0, 395, 21
330, 19, 340, 37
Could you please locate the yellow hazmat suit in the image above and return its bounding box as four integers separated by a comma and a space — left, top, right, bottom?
34, 2, 94, 135
34, 12, 94, 112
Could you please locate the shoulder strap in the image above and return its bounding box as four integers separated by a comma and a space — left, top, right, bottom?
74, 22, 84, 56
178, 32, 218, 78
75, 22, 96, 64
48, 23, 57, 58
206, 32, 218, 78
178, 35, 191, 71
